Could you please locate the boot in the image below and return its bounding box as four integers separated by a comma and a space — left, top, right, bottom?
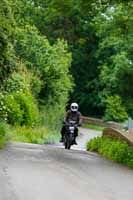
73, 138, 78, 145
60, 136, 64, 143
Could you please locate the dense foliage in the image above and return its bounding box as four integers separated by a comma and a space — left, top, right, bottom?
104, 95, 128, 122
0, 0, 132, 139
0, 0, 16, 82
15, 26, 72, 106
0, 122, 9, 148
95, 2, 133, 118
87, 136, 133, 168
9, 0, 132, 120
0, 0, 73, 132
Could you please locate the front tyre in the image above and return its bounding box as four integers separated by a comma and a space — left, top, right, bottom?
68, 144, 71, 150
65, 140, 71, 150
65, 142, 67, 149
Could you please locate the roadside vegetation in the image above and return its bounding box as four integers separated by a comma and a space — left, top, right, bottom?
11, 126, 60, 144
0, 1, 132, 147
87, 136, 133, 169
83, 123, 104, 131
0, 0, 72, 146
0, 122, 9, 148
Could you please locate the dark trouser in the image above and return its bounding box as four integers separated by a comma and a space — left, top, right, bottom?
61, 125, 78, 139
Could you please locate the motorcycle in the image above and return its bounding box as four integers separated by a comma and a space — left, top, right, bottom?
64, 121, 78, 150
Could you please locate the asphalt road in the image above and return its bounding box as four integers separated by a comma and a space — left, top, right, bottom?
0, 128, 133, 200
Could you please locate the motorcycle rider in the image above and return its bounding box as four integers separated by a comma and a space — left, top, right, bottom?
60, 103, 82, 145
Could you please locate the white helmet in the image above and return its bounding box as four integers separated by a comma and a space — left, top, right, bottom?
70, 103, 79, 112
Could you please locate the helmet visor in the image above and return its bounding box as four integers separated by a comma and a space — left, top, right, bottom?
71, 106, 78, 109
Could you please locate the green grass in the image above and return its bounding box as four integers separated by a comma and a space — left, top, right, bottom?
0, 137, 6, 148
83, 123, 104, 131
11, 126, 60, 144
0, 121, 9, 149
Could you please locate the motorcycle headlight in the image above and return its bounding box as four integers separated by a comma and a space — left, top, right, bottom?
69, 126, 74, 131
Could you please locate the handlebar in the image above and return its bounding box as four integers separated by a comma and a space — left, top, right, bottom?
64, 122, 79, 127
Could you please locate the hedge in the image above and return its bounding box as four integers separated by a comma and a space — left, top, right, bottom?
87, 136, 133, 168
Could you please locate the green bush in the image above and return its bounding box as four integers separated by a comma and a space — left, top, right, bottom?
0, 92, 8, 121
40, 104, 66, 132
14, 91, 40, 126
0, 121, 9, 148
104, 95, 128, 122
87, 136, 133, 168
127, 147, 133, 168
87, 137, 103, 151
15, 26, 73, 107
3, 72, 28, 93
5, 94, 23, 125
0, 91, 40, 126
0, 0, 16, 83
2, 68, 42, 99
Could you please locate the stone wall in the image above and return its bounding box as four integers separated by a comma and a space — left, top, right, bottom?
103, 128, 133, 145
82, 116, 123, 130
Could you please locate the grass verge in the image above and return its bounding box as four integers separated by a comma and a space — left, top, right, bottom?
83, 123, 104, 131
87, 136, 133, 169
11, 126, 60, 144
0, 122, 9, 149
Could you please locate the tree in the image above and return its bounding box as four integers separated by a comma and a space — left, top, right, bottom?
15, 25, 73, 107
94, 1, 133, 118
8, 0, 133, 121
0, 0, 16, 82
9, 0, 105, 116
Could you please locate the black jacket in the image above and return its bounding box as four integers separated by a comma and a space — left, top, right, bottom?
64, 110, 82, 125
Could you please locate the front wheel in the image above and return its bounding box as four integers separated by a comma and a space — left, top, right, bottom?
65, 142, 67, 149
68, 144, 71, 150
65, 141, 71, 150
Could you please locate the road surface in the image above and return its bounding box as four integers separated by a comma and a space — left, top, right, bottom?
0, 128, 133, 200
